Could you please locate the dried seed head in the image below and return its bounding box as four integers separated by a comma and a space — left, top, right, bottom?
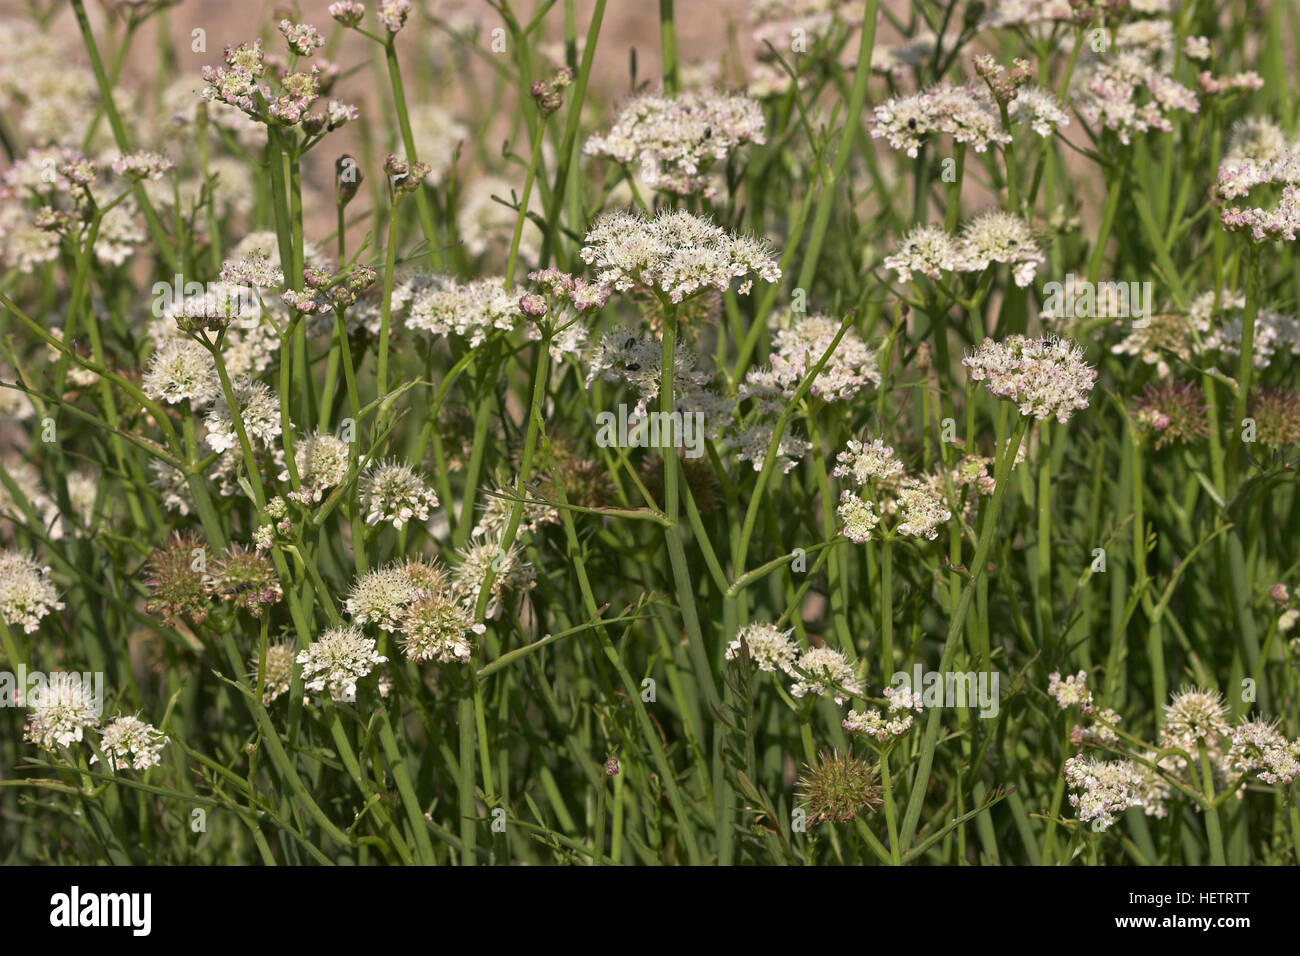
206, 545, 283, 616
796, 750, 882, 825
144, 532, 210, 626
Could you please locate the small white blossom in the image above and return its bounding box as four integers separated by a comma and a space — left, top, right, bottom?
93, 715, 169, 771
790, 646, 863, 705
0, 550, 64, 634
725, 622, 797, 674
359, 460, 439, 530
585, 89, 766, 196
400, 589, 486, 663
142, 338, 220, 407
204, 379, 281, 453
24, 674, 98, 750
837, 490, 879, 543
297, 624, 387, 702
833, 439, 905, 487
581, 210, 781, 303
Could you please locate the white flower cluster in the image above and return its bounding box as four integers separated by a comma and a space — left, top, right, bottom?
473, 486, 560, 542
0, 549, 64, 634
400, 590, 486, 664
843, 686, 925, 743
584, 89, 766, 196
884, 213, 1044, 288
297, 624, 388, 702
725, 622, 798, 674
580, 211, 781, 303
1062, 681, 1300, 830
789, 645, 864, 706
93, 715, 170, 772
345, 558, 450, 632
457, 176, 543, 264
1224, 118, 1290, 165
452, 535, 537, 620
727, 421, 812, 475
1192, 289, 1300, 369
749, 0, 857, 52
836, 490, 880, 544
403, 274, 525, 349
584, 327, 717, 416
342, 534, 533, 669
871, 84, 1010, 159
252, 641, 297, 705
142, 339, 221, 406
287, 431, 350, 503
1048, 669, 1094, 710
724, 622, 862, 706
1006, 86, 1070, 137
832, 438, 904, 487
832, 439, 951, 543
23, 676, 98, 750
204, 379, 282, 454
1228, 718, 1300, 785
359, 459, 439, 530
408, 105, 468, 187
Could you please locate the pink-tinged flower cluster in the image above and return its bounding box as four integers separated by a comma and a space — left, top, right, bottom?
1228, 718, 1300, 785
199, 38, 356, 131
1048, 670, 1094, 711
1134, 381, 1209, 449
1216, 153, 1300, 241
200, 40, 267, 115
278, 20, 325, 57
871, 83, 1010, 158
1072, 52, 1199, 145
963, 335, 1097, 423
584, 89, 766, 196
328, 1, 366, 27
527, 268, 611, 312
1063, 755, 1164, 831
111, 151, 175, 181
377, 0, 411, 33
1197, 71, 1265, 97
742, 313, 879, 404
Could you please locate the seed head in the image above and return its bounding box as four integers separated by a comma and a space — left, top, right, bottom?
796, 750, 882, 825
143, 532, 209, 626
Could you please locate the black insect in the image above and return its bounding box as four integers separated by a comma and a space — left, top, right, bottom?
625, 363, 641, 371
624, 336, 637, 349
907, 117, 917, 130
703, 126, 712, 140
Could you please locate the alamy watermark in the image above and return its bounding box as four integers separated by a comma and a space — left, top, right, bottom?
0, 666, 105, 716
893, 665, 1000, 717
49, 886, 151, 936
1041, 273, 1153, 328
595, 404, 707, 459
